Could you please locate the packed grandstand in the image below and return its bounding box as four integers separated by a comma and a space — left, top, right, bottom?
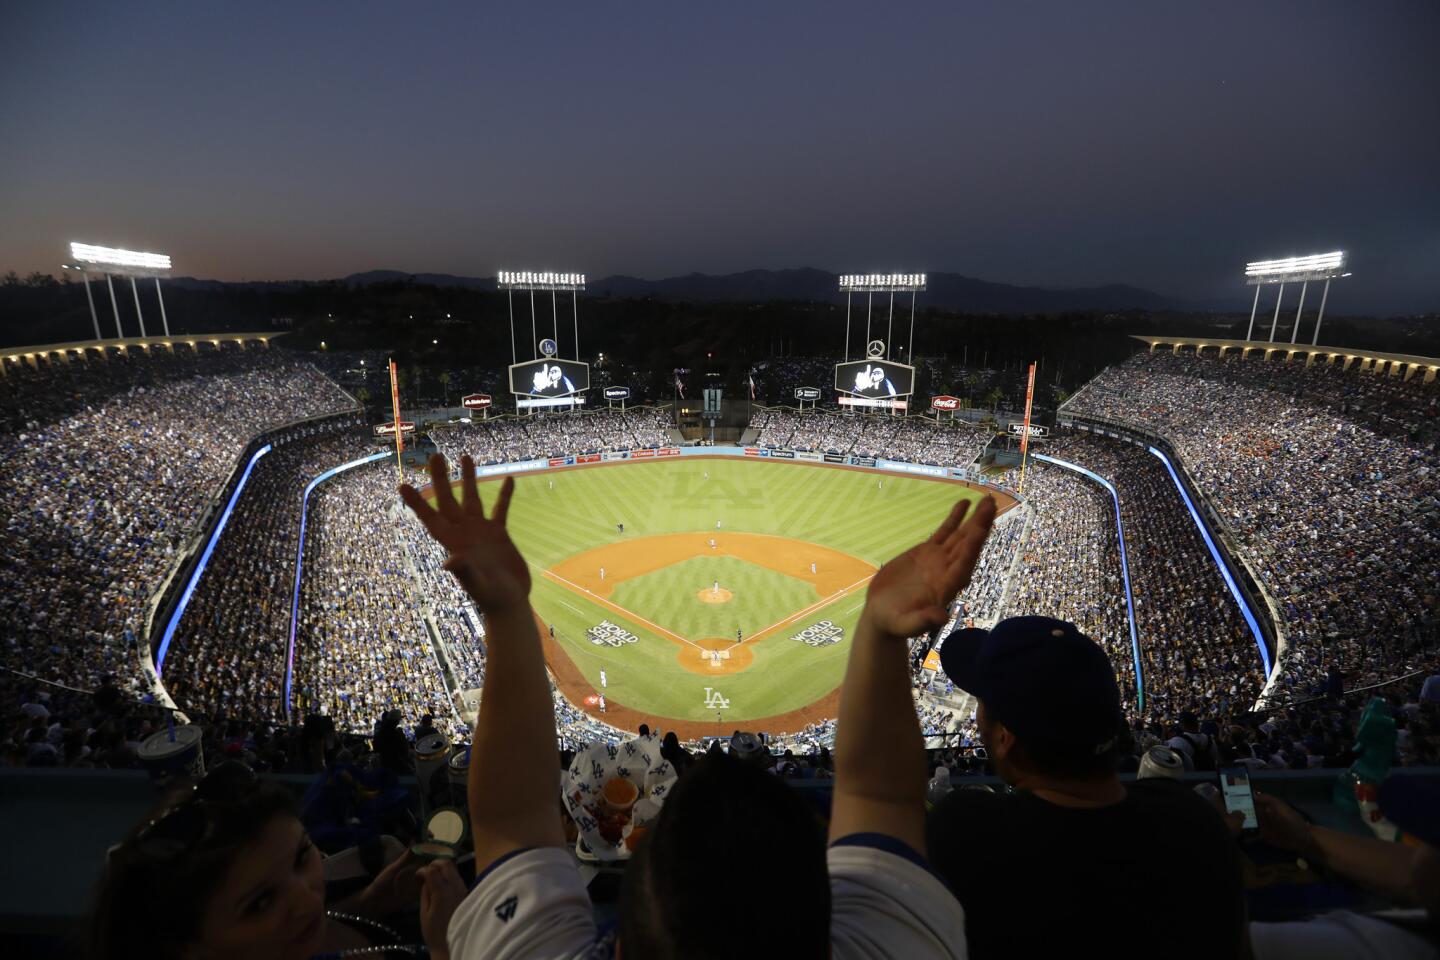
2, 339, 1436, 778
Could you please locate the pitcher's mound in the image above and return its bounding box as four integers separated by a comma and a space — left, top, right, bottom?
679, 636, 754, 675
697, 587, 734, 604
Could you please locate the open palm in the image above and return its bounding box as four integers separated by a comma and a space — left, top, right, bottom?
399, 454, 531, 613
865, 496, 996, 638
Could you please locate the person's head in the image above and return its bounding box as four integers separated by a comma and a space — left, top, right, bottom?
89, 763, 324, 960
868, 367, 884, 388
638, 723, 650, 738
546, 364, 562, 388
620, 753, 827, 958
939, 617, 1123, 786
662, 731, 679, 751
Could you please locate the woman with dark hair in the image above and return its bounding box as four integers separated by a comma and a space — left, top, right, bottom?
88, 761, 465, 960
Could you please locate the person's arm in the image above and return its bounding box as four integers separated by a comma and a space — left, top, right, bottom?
829, 496, 996, 852
401, 454, 564, 872
1255, 792, 1425, 905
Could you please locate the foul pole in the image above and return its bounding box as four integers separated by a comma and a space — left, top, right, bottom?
389, 359, 405, 482
1017, 362, 1037, 495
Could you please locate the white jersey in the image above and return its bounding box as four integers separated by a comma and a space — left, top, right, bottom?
599, 670, 607, 688
448, 838, 968, 959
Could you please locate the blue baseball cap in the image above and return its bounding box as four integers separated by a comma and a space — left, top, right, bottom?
938, 616, 1124, 753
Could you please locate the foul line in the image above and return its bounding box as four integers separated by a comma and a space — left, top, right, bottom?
541, 569, 706, 650
539, 566, 876, 651
741, 573, 876, 645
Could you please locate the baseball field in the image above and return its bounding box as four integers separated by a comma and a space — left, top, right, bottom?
441, 457, 1008, 738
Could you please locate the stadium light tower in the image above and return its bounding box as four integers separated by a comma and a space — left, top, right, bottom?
1243, 251, 1349, 346
496, 271, 586, 363
62, 242, 175, 340
837, 273, 928, 361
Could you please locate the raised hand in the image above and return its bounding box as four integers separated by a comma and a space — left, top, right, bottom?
862, 495, 996, 639
399, 454, 531, 614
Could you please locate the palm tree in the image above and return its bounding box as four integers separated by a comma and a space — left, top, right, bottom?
438, 371, 452, 406
987, 387, 1004, 411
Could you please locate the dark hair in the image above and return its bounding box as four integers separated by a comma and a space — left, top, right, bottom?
638, 723, 650, 737
619, 753, 828, 958
87, 778, 299, 960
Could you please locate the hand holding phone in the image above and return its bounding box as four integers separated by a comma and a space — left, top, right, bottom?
1219, 766, 1259, 834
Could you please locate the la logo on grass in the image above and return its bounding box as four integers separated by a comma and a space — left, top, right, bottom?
704, 687, 731, 710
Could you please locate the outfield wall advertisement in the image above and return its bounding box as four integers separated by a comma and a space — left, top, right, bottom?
464, 444, 999, 492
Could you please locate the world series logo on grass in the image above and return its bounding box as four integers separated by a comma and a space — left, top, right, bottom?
588, 620, 639, 647
791, 620, 844, 647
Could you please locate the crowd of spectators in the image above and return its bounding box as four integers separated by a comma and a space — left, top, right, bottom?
750, 408, 991, 466
159, 428, 378, 723
997, 460, 1136, 701
430, 408, 672, 464
0, 344, 356, 710
1063, 350, 1439, 706
292, 465, 455, 734
1046, 432, 1268, 727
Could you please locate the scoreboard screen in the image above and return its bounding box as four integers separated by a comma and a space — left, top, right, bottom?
834, 359, 915, 398
508, 358, 591, 397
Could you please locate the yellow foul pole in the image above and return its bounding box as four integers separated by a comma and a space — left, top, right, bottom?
1017, 361, 1037, 495
389, 358, 405, 482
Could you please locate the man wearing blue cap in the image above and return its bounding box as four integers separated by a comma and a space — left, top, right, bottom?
929, 616, 1246, 958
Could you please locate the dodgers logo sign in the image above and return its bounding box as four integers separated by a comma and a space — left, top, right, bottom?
703, 687, 731, 710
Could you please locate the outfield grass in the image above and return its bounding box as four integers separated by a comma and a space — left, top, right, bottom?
457, 458, 983, 723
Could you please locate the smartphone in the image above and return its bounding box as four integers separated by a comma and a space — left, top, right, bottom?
1219, 766, 1259, 833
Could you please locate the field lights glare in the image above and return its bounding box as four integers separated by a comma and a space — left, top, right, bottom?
497, 270, 586, 287
838, 273, 927, 290
69, 242, 172, 271
1244, 251, 1346, 280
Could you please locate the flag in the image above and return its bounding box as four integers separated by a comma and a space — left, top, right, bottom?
748, 373, 756, 399
674, 373, 685, 398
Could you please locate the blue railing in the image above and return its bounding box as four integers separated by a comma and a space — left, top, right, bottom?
1147, 446, 1273, 677
285, 451, 393, 717
1032, 453, 1145, 711
156, 444, 272, 673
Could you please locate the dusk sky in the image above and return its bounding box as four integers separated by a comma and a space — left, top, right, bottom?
2, 2, 1437, 313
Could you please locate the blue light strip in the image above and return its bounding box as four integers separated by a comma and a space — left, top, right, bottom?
1032, 453, 1144, 711
156, 444, 273, 674
1146, 446, 1272, 677
285, 451, 392, 719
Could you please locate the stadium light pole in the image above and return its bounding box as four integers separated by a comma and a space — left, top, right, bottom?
130, 277, 147, 338
155, 278, 170, 336
1244, 251, 1346, 344
506, 287, 517, 363
1289, 282, 1308, 344
497, 270, 587, 362
106, 274, 122, 338
1313, 277, 1335, 345
839, 275, 927, 360
65, 242, 174, 341
80, 271, 101, 340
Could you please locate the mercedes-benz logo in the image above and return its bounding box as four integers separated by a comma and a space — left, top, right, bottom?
539, 338, 558, 358
867, 340, 885, 358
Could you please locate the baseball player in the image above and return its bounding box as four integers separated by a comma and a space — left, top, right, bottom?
600, 567, 606, 581
600, 669, 608, 689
